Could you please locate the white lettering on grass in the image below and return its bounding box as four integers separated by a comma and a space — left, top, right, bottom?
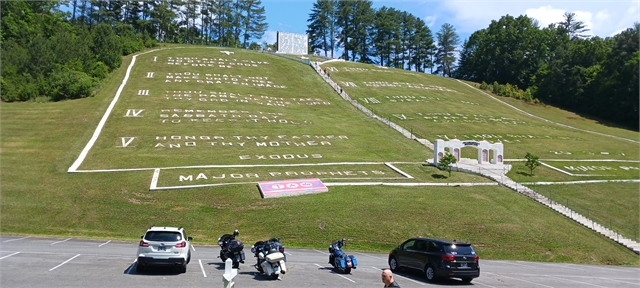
125, 109, 145, 117
118, 137, 136, 148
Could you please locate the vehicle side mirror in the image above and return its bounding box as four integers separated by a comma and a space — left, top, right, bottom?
398, 245, 403, 250
140, 236, 143, 239
188, 237, 193, 241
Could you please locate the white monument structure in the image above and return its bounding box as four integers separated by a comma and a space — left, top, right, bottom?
433, 138, 504, 164
277, 31, 308, 55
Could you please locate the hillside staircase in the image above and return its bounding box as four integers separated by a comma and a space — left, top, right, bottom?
311, 60, 640, 255
430, 157, 640, 255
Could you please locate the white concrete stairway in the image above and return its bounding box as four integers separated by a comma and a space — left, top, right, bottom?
484, 170, 640, 255
311, 61, 640, 255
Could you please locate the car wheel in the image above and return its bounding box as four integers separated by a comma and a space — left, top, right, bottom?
187, 252, 191, 264
388, 256, 399, 272
461, 277, 473, 283
425, 264, 437, 282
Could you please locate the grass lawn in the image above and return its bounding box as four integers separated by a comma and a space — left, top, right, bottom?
1, 46, 638, 266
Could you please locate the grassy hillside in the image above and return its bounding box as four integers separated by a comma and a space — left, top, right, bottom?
1, 46, 638, 266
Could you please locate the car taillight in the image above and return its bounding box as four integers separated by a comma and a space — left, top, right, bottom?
441, 254, 455, 261
473, 255, 479, 261
175, 241, 186, 248
139, 240, 149, 247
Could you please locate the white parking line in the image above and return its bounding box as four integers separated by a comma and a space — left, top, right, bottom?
315, 264, 355, 283
199, 259, 207, 277
191, 245, 196, 252
285, 252, 292, 256
3, 236, 30, 243
370, 266, 426, 286
49, 254, 81, 271
313, 249, 329, 255
98, 240, 111, 247
50, 238, 72, 246
550, 276, 608, 288
601, 277, 640, 286
0, 252, 20, 260
487, 273, 554, 288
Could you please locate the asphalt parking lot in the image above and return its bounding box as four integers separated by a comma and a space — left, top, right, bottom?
1, 236, 639, 287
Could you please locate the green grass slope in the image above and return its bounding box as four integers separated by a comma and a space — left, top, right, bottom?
1, 46, 638, 266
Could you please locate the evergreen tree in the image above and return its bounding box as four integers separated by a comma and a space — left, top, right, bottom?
412, 17, 435, 73
335, 0, 354, 60
434, 23, 460, 77
371, 6, 400, 66
241, 0, 268, 48
307, 0, 337, 57
558, 12, 590, 39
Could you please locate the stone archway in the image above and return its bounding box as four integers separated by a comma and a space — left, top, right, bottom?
433, 138, 504, 164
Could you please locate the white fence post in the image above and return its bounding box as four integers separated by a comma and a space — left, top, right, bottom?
222, 258, 237, 288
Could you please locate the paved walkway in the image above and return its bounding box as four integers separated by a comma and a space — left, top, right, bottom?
311, 61, 640, 255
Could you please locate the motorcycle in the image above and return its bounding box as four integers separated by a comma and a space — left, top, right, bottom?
218, 229, 245, 269
328, 238, 357, 274
251, 237, 288, 280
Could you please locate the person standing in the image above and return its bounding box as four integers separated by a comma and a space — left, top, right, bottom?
382, 268, 400, 287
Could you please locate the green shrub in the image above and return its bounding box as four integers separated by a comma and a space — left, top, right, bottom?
49, 68, 95, 101
90, 61, 109, 79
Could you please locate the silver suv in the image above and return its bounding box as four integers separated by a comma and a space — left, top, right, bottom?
136, 226, 192, 273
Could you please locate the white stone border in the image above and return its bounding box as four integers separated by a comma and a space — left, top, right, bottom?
68, 48, 161, 172
148, 162, 418, 190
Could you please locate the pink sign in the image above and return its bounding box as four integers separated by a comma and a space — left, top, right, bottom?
258, 178, 328, 198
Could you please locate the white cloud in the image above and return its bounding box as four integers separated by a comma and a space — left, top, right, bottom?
524, 5, 565, 28
424, 15, 437, 27
436, 1, 637, 38
524, 7, 596, 36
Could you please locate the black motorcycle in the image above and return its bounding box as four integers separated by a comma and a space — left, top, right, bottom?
218, 229, 245, 268
251, 237, 288, 279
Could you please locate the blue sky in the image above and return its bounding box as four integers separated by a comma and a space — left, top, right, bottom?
259, 0, 640, 47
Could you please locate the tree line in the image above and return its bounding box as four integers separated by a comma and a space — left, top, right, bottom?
1, 0, 268, 102
307, 2, 638, 130
306, 0, 460, 76
3, 0, 637, 130
455, 14, 639, 130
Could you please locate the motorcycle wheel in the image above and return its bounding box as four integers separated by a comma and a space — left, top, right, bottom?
333, 257, 342, 272
220, 250, 227, 262
344, 267, 351, 274
232, 261, 239, 269
270, 273, 279, 280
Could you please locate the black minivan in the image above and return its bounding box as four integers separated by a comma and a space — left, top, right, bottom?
388, 238, 480, 283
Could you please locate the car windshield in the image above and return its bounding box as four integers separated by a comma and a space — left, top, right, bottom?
444, 244, 475, 255
145, 231, 182, 242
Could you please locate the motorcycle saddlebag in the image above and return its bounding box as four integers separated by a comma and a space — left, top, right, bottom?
348, 255, 358, 267
229, 240, 244, 252
265, 252, 285, 262
337, 257, 347, 269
